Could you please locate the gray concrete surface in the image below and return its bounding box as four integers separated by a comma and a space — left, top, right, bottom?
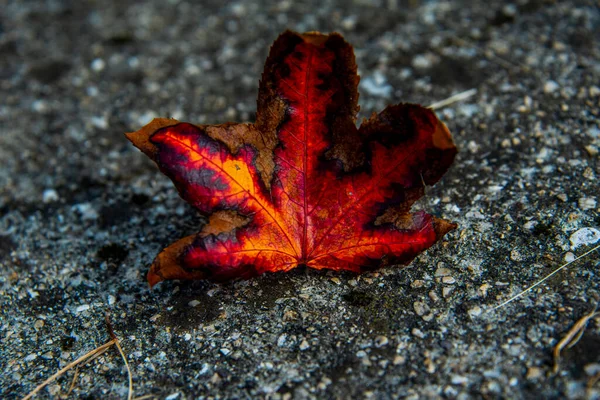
1, 0, 599, 398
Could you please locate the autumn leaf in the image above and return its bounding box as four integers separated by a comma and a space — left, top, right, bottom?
126, 30, 457, 287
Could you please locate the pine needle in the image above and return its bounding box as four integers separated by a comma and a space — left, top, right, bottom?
22, 314, 134, 400
428, 89, 477, 110
552, 305, 599, 374
106, 314, 134, 400
489, 244, 600, 311
21, 340, 116, 400
588, 371, 600, 390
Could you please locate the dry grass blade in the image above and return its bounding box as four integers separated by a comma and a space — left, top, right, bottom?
22, 314, 134, 399
21, 340, 116, 400
64, 345, 112, 397
106, 314, 134, 400
428, 88, 477, 110
552, 305, 599, 374
588, 371, 600, 390
65, 366, 80, 397
490, 244, 600, 311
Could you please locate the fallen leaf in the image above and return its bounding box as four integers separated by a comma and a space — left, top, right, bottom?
127, 30, 457, 286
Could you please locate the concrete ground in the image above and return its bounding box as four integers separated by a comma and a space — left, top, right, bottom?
1, 0, 599, 398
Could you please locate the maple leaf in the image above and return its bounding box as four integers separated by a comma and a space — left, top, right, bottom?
127, 31, 457, 287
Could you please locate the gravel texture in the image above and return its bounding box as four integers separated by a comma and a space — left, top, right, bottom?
1, 0, 599, 399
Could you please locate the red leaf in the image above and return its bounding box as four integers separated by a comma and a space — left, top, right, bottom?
126, 31, 457, 286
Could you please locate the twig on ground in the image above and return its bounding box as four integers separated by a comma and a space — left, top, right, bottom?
588, 371, 600, 390
489, 244, 600, 311
22, 314, 135, 400
21, 340, 116, 400
552, 304, 599, 374
428, 88, 477, 110
106, 314, 134, 400
65, 366, 80, 397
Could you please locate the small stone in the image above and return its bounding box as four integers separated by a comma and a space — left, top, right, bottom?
510, 249, 523, 261
543, 80, 559, 94
590, 86, 600, 97
442, 287, 454, 297
299, 340, 310, 350
526, 326, 542, 342
360, 71, 392, 98
412, 53, 438, 69
478, 283, 491, 298
91, 58, 106, 72
451, 375, 468, 385
341, 15, 357, 30
578, 197, 597, 210
422, 313, 434, 322
393, 355, 406, 365
374, 335, 389, 347
490, 39, 510, 55
75, 304, 90, 313
87, 86, 99, 96
442, 276, 456, 284
413, 301, 430, 316
210, 373, 221, 384
523, 221, 537, 230
585, 145, 599, 157
424, 357, 436, 373
283, 310, 298, 321
90, 115, 108, 130
219, 348, 231, 356
74, 203, 98, 221
411, 279, 425, 288
583, 167, 595, 180
277, 334, 287, 347
34, 320, 44, 330
502, 4, 517, 17
24, 353, 37, 362
48, 385, 61, 396
526, 367, 543, 380
557, 193, 568, 202
411, 328, 425, 338
32, 100, 49, 113
435, 267, 452, 277
42, 189, 59, 203
570, 228, 600, 249
188, 300, 200, 307
317, 377, 332, 390
564, 252, 575, 262
468, 306, 482, 318
428, 290, 440, 302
